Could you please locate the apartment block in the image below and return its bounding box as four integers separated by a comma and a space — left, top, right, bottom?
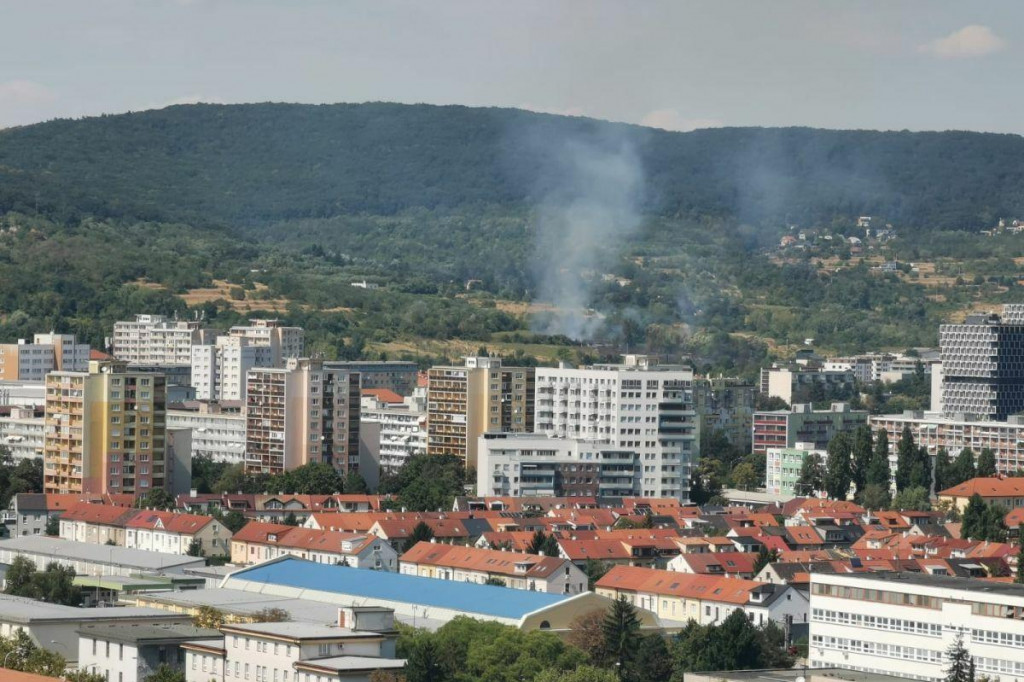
228, 318, 303, 366
760, 366, 857, 404
112, 314, 214, 365
426, 357, 534, 467
44, 360, 169, 495
869, 411, 1024, 478
752, 403, 868, 456
167, 401, 247, 465
476, 432, 642, 498
326, 360, 419, 396
692, 377, 755, 453
810, 572, 1024, 681
765, 442, 826, 496
191, 335, 265, 402
245, 359, 360, 475
534, 355, 696, 500
940, 306, 1024, 420
0, 405, 44, 462
360, 388, 427, 474
0, 333, 90, 381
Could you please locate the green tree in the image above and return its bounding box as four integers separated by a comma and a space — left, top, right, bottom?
44, 515, 60, 536
185, 539, 204, 557
933, 447, 951, 492
943, 631, 974, 682
961, 494, 987, 540
824, 432, 853, 500
984, 504, 1009, 543
908, 445, 932, 491
408, 521, 435, 545
4, 558, 82, 606
976, 448, 998, 477
65, 670, 107, 682
277, 462, 345, 495
527, 530, 560, 557
221, 510, 248, 533
143, 664, 187, 682
948, 448, 977, 489
891, 486, 931, 512
865, 429, 891, 488
379, 453, 466, 512
585, 559, 611, 590
858, 483, 892, 510
895, 425, 917, 492
625, 635, 673, 682
1016, 526, 1024, 584
344, 471, 370, 494
404, 637, 445, 682
730, 462, 760, 490
851, 424, 873, 494
484, 577, 507, 587
602, 597, 641, 678
0, 630, 67, 677
282, 511, 299, 526
752, 546, 779, 575
135, 488, 176, 510
795, 453, 824, 497
536, 666, 618, 682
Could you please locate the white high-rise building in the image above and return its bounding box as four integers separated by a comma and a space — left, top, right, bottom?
191, 336, 265, 402
228, 319, 303, 366
360, 388, 427, 473
112, 314, 214, 365
534, 355, 696, 501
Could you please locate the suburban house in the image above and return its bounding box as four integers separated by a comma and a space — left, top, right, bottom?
230, 522, 398, 570
125, 509, 231, 556
399, 541, 588, 594
938, 477, 1024, 512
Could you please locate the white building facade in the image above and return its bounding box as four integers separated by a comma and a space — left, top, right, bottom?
112, 314, 214, 365
534, 356, 696, 501
360, 390, 427, 473
810, 572, 1024, 681
167, 405, 247, 465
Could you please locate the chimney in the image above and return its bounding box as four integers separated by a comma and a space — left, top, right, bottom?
338, 608, 347, 628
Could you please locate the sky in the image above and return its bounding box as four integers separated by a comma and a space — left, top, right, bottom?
1, 1, 1022, 133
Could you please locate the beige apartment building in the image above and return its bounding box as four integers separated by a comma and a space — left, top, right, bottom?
426, 357, 535, 467
44, 360, 169, 495
245, 358, 360, 476
228, 319, 303, 366
0, 333, 90, 381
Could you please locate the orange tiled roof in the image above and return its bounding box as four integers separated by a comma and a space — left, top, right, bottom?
363, 388, 405, 404
940, 477, 1024, 499
597, 565, 769, 605
60, 503, 139, 526
126, 509, 216, 534
401, 541, 568, 578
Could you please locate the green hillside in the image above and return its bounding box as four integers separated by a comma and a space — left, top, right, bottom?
1, 102, 1023, 230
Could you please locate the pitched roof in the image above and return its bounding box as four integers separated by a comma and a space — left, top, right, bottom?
61, 503, 139, 526
785, 526, 825, 545
597, 565, 773, 605
676, 551, 760, 575
232, 522, 377, 555
557, 538, 632, 561
362, 388, 405, 404
126, 510, 216, 534
940, 477, 1024, 499
401, 541, 569, 578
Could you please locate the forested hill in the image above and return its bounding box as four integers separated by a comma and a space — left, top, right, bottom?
1, 102, 1023, 231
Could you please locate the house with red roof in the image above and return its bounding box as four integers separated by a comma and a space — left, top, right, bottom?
667, 551, 760, 578
58, 502, 139, 545
230, 521, 397, 569
400, 541, 587, 594
125, 509, 230, 556
596, 564, 807, 628
939, 477, 1024, 511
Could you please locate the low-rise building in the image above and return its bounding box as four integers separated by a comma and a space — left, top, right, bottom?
399, 541, 588, 594
125, 509, 231, 557
5, 493, 134, 538
596, 564, 808, 628
809, 571, 1024, 681
0, 536, 205, 577
937, 477, 1024, 512
692, 377, 756, 453
230, 522, 398, 570
77, 623, 220, 682
765, 442, 827, 496
59, 502, 138, 546
183, 611, 404, 682
760, 366, 856, 405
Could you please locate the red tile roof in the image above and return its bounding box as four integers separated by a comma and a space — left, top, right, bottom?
940, 477, 1024, 499
597, 565, 770, 605
126, 509, 216, 534
362, 388, 405, 404
61, 503, 139, 526
401, 541, 569, 578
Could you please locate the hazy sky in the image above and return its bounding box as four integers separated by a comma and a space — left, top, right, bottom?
2, 1, 1022, 133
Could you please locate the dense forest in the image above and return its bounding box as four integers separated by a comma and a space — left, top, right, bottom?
1, 103, 1023, 375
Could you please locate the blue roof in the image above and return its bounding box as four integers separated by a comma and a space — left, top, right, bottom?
228, 557, 571, 620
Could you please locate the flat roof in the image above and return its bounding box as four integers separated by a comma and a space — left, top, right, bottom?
227, 557, 571, 620
0, 536, 204, 571
76, 624, 220, 644
816, 570, 1024, 597
690, 668, 910, 682
0, 593, 185, 624
224, 621, 379, 640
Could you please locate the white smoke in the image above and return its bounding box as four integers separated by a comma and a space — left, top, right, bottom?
530, 132, 645, 339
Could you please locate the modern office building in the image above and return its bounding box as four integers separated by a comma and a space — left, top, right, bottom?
810, 572, 1024, 681
360, 388, 427, 473
228, 319, 303, 366
765, 442, 826, 496
326, 360, 419, 396
752, 403, 868, 456
939, 305, 1024, 420
426, 357, 535, 467
167, 401, 247, 465
476, 432, 642, 498
245, 359, 360, 476
0, 333, 90, 381
111, 314, 215, 365
692, 377, 756, 453
534, 355, 696, 500
43, 360, 169, 495
869, 411, 1024, 477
